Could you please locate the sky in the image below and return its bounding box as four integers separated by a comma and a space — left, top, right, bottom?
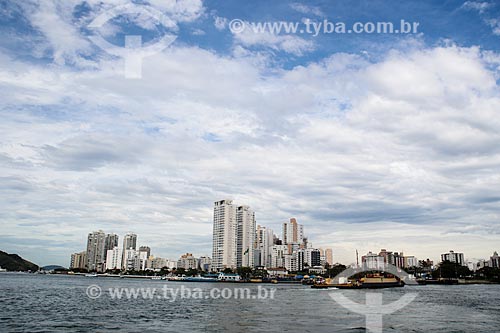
1, 0, 500, 267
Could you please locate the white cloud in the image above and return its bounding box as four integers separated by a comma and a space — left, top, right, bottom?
461, 1, 500, 35
22, 0, 94, 66
191, 28, 205, 36
487, 18, 500, 36
2, 2, 500, 266
233, 23, 314, 56
461, 1, 492, 14
17, 0, 205, 67
290, 3, 324, 17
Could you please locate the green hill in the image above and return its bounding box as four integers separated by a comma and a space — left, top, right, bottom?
0, 251, 39, 271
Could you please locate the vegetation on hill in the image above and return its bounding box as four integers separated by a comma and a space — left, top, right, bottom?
0, 250, 39, 271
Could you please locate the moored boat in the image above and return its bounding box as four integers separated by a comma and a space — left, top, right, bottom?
184, 276, 218, 282
312, 274, 405, 289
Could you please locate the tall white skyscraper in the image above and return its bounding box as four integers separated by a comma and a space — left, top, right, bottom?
236, 205, 256, 268
212, 199, 237, 270
256, 225, 274, 268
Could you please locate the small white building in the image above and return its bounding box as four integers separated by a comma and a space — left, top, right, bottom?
267, 267, 288, 277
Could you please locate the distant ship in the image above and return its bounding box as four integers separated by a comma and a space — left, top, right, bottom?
0, 266, 6, 272
312, 274, 405, 289
183, 276, 218, 282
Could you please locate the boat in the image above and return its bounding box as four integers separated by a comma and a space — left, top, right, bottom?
184, 276, 218, 282
167, 276, 185, 281
217, 272, 242, 282
85, 273, 98, 277
249, 278, 263, 283
312, 274, 405, 289
417, 278, 458, 285
0, 266, 6, 272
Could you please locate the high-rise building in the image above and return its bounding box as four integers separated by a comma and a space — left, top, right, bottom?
404, 256, 418, 268
490, 251, 499, 268
105, 234, 119, 253
441, 250, 465, 266
123, 233, 137, 251
126, 255, 142, 271
138, 250, 148, 270
282, 218, 304, 245
139, 246, 151, 258
70, 251, 87, 270
236, 205, 256, 268
147, 257, 170, 270
325, 248, 333, 266
362, 251, 385, 270
270, 244, 288, 268
105, 247, 122, 270
284, 249, 304, 272
303, 248, 321, 267
310, 249, 321, 267
198, 256, 212, 271
212, 199, 238, 270
122, 233, 138, 269
256, 225, 274, 268
379, 249, 395, 266
86, 230, 107, 272
177, 253, 198, 270
123, 248, 138, 270
393, 252, 405, 268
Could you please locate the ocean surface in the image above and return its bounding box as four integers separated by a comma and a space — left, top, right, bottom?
1, 273, 500, 332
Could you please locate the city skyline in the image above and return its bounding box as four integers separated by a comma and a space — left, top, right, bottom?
61, 199, 498, 271
6, 196, 500, 268
68, 227, 500, 273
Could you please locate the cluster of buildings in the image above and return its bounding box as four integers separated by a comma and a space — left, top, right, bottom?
361, 249, 419, 270
71, 199, 499, 275
360, 249, 500, 272
70, 231, 211, 273
466, 251, 499, 272
212, 199, 333, 273
70, 199, 334, 274
359, 249, 500, 273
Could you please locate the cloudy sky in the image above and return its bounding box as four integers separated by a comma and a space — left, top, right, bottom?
1, 0, 500, 267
